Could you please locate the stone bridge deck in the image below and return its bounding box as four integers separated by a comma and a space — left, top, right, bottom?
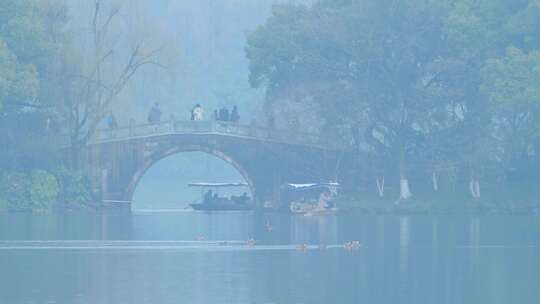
89, 120, 347, 151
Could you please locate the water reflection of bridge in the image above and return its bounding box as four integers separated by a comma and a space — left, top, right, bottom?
73, 120, 349, 208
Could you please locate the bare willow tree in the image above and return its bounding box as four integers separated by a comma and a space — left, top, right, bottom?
56, 1, 162, 165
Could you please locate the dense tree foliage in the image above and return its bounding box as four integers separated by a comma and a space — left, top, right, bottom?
0, 0, 84, 210
0, 0, 47, 110
0, 0, 62, 166
247, 0, 540, 200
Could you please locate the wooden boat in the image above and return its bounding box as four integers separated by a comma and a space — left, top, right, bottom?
188, 182, 254, 211
289, 201, 338, 216
284, 182, 340, 215
190, 198, 254, 211
190, 203, 253, 211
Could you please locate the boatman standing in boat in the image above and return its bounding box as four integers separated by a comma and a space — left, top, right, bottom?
317, 190, 333, 211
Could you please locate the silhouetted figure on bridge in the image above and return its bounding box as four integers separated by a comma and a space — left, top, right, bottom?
147, 103, 162, 123
219, 107, 230, 122
106, 112, 118, 130
214, 109, 219, 121
230, 105, 239, 123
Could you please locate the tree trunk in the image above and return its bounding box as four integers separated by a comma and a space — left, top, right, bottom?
447, 164, 457, 193
469, 179, 481, 199
69, 130, 82, 169
469, 163, 481, 199
432, 171, 439, 191
101, 168, 108, 202
376, 177, 385, 197
399, 147, 412, 201
400, 179, 412, 200
474, 180, 480, 198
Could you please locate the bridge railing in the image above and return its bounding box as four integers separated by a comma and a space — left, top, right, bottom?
89, 120, 346, 150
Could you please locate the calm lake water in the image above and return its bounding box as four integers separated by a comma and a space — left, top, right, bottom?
0, 211, 539, 304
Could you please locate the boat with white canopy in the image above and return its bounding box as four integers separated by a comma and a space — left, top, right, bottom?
281, 182, 340, 215
188, 182, 254, 211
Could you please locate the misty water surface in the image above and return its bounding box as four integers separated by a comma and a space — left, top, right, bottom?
1, 212, 539, 304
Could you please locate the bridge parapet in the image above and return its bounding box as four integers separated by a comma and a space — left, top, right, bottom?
87, 120, 348, 151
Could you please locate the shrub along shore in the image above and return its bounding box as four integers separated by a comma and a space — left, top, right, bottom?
0, 168, 92, 213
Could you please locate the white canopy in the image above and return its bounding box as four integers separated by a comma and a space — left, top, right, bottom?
284, 182, 340, 190
188, 182, 249, 188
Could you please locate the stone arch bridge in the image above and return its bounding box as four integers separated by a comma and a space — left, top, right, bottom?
74, 120, 348, 209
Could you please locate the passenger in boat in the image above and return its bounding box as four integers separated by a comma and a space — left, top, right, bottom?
239, 192, 249, 204
327, 201, 335, 208
204, 190, 213, 204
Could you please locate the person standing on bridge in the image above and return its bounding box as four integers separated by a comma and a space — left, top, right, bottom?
219, 106, 229, 122
106, 112, 118, 129
193, 104, 204, 121
148, 103, 162, 123
230, 105, 239, 123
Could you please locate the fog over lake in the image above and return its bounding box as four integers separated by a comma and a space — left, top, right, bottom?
1, 0, 539, 303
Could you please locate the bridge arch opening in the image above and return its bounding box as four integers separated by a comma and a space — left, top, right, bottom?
130, 146, 255, 210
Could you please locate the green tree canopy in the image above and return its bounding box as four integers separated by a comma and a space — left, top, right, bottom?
0, 0, 63, 110
247, 0, 540, 193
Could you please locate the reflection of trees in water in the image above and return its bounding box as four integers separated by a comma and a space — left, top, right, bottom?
398, 216, 410, 300
290, 215, 338, 245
